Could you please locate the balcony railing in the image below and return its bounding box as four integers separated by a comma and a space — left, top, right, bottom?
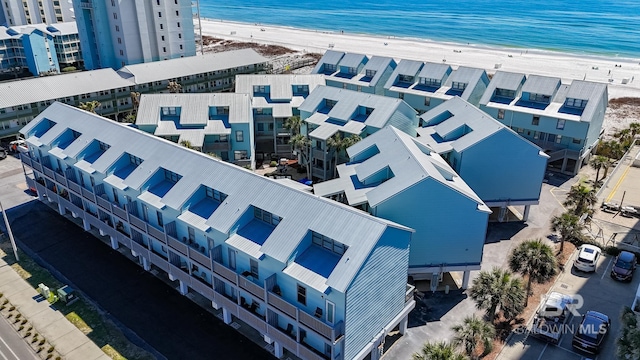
150, 252, 169, 272
267, 292, 297, 319
266, 325, 298, 352
312, 167, 324, 178
67, 180, 82, 195
112, 203, 127, 221
45, 187, 57, 202
116, 231, 131, 248
129, 214, 147, 232
81, 187, 94, 201
130, 240, 148, 258
205, 142, 231, 151
299, 311, 334, 341
167, 235, 188, 256
297, 342, 327, 360
190, 277, 214, 300
214, 291, 238, 317
189, 248, 211, 270
20, 153, 32, 167
168, 263, 191, 284
32, 161, 43, 173
237, 306, 267, 334
405, 284, 415, 303
43, 166, 55, 179
54, 171, 66, 185
213, 261, 238, 285
96, 195, 111, 210
238, 276, 264, 301
147, 225, 166, 243
312, 148, 326, 159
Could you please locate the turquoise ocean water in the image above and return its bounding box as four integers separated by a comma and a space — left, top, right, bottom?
198, 0, 640, 59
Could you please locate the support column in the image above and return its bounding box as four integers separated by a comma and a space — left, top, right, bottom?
523, 205, 531, 222
561, 157, 569, 174
370, 343, 381, 360
110, 236, 119, 250
212, 300, 220, 310
273, 341, 283, 358
179, 280, 188, 295
222, 307, 232, 324
263, 334, 273, 344
462, 270, 471, 290
498, 206, 507, 222
82, 219, 90, 231
399, 316, 408, 335
142, 257, 150, 271
57, 202, 64, 215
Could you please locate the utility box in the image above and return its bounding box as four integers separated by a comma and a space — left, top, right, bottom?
57, 285, 77, 305
38, 283, 50, 298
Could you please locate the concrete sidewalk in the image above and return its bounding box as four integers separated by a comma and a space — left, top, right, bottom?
0, 255, 109, 360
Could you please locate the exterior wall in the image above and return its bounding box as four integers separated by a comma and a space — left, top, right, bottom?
456, 129, 547, 204
1, 0, 74, 26
584, 91, 608, 151
373, 178, 488, 269
344, 226, 411, 360
384, 89, 446, 114
22, 31, 59, 75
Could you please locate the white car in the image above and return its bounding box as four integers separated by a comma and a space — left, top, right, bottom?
574, 244, 602, 272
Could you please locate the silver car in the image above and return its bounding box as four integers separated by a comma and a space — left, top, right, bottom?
574, 244, 601, 272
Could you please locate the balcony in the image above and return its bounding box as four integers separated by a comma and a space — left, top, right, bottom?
406, 284, 415, 303
81, 187, 94, 202
237, 306, 267, 334
43, 166, 55, 180
115, 231, 131, 248
67, 179, 82, 195
298, 342, 328, 360
312, 148, 326, 160
45, 187, 57, 202
299, 311, 336, 341
266, 324, 298, 353
20, 153, 32, 167
214, 291, 238, 317
32, 161, 43, 173
147, 225, 166, 243
213, 260, 238, 285
54, 171, 66, 186
149, 252, 169, 272
312, 167, 324, 179
130, 240, 149, 258
189, 248, 211, 270
205, 142, 230, 152
190, 276, 214, 300
111, 203, 127, 221
238, 275, 264, 301
167, 235, 188, 256
96, 195, 111, 211
168, 263, 191, 284
267, 292, 297, 319
129, 213, 147, 232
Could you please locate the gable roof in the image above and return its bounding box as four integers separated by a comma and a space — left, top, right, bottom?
21, 102, 412, 293
235, 74, 326, 101
311, 50, 345, 73
479, 71, 526, 104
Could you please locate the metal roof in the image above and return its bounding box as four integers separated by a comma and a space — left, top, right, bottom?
330, 125, 489, 208
363, 56, 396, 86
479, 71, 526, 104
311, 50, 345, 73
299, 86, 417, 136
563, 80, 608, 123
338, 53, 367, 69
418, 62, 451, 81
235, 74, 325, 102
21, 102, 413, 293
0, 68, 133, 109
117, 49, 269, 84
521, 75, 561, 97
384, 60, 424, 88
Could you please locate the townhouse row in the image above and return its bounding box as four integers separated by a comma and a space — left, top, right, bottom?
19, 102, 416, 360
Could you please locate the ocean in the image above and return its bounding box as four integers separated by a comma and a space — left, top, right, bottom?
197, 0, 640, 59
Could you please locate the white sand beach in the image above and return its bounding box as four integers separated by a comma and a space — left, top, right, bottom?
199, 19, 640, 100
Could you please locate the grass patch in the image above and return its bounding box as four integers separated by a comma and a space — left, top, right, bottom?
0, 244, 154, 360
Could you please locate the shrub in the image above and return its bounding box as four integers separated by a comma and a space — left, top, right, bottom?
47, 346, 55, 353
269, 161, 278, 167
27, 326, 33, 331
15, 313, 21, 319
605, 246, 621, 256
9, 306, 15, 311
56, 357, 61, 360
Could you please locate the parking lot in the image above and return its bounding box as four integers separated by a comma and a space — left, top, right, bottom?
497, 247, 640, 360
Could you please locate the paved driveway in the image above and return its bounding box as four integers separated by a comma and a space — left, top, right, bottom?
497, 248, 640, 360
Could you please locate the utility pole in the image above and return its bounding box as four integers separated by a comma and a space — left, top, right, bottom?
0, 201, 19, 261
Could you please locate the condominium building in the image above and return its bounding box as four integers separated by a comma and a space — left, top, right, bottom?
312, 50, 396, 95
0, 22, 81, 74
479, 71, 608, 175
72, 0, 196, 70
0, 49, 269, 141
299, 86, 419, 181
136, 93, 256, 168
0, 0, 74, 26
314, 125, 490, 285
235, 74, 326, 161
384, 60, 489, 114
19, 102, 416, 360
417, 97, 549, 222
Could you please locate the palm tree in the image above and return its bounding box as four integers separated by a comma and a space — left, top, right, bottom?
508, 239, 558, 305
130, 91, 141, 114
589, 155, 609, 183
598, 140, 624, 160
123, 112, 136, 123
469, 268, 526, 323
290, 133, 311, 175
179, 140, 193, 149
452, 316, 495, 359
563, 184, 597, 217
327, 133, 346, 175
206, 152, 220, 159
617, 306, 640, 360
79, 100, 101, 114
629, 122, 640, 139
283, 115, 303, 136
167, 81, 182, 93
413, 341, 468, 360
615, 128, 633, 147
551, 212, 583, 252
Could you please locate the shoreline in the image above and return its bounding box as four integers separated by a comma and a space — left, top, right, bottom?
198, 18, 640, 100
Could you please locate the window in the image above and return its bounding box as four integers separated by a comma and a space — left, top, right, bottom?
297, 284, 306, 305
398, 74, 413, 83
342, 83, 347, 89
495, 88, 515, 98
163, 47, 166, 53
112, 188, 119, 204
533, 131, 540, 140
178, 33, 182, 39
113, 12, 117, 19
312, 231, 347, 255
177, 22, 180, 27
420, 78, 441, 87
497, 109, 505, 120
556, 119, 566, 130
98, 141, 110, 151
398, 93, 404, 100
532, 116, 540, 126
572, 138, 581, 144
119, 50, 123, 56
365, 69, 376, 78
250, 259, 259, 278
234, 150, 248, 160
228, 249, 236, 270
129, 154, 143, 166
117, 37, 121, 44
357, 85, 362, 92
187, 226, 195, 243
324, 63, 336, 72
565, 98, 587, 109
205, 187, 227, 202
115, 25, 119, 32
253, 207, 282, 226
179, 44, 183, 50
235, 130, 244, 142
529, 93, 551, 103
516, 127, 524, 134
424, 97, 430, 106
161, 35, 164, 41
452, 81, 467, 91
555, 135, 562, 144
156, 211, 163, 227
141, 203, 149, 222
326, 300, 335, 324
164, 168, 181, 183
159, 24, 163, 30
156, 0, 160, 4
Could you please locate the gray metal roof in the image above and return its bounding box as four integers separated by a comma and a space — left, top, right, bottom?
311, 50, 345, 73
417, 97, 543, 154
339, 126, 487, 208
118, 49, 269, 84
338, 53, 367, 69
521, 75, 561, 97
418, 62, 451, 82
136, 93, 251, 126
21, 102, 413, 293
479, 71, 526, 104
362, 56, 396, 86
445, 66, 488, 99
299, 86, 417, 136
384, 60, 423, 88
0, 68, 133, 109
235, 74, 326, 102
563, 80, 608, 123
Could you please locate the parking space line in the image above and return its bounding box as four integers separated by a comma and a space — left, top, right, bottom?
536, 343, 548, 360
601, 257, 613, 280
553, 342, 587, 358
605, 160, 632, 202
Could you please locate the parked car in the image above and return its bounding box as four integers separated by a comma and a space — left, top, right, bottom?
574, 244, 602, 272
611, 251, 638, 282
572, 311, 610, 354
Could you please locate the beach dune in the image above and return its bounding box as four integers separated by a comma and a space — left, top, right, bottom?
198, 19, 640, 100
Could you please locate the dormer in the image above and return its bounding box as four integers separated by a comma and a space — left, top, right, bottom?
442, 124, 473, 142
421, 110, 454, 127
28, 118, 56, 138
79, 139, 110, 164
521, 76, 561, 105
351, 106, 374, 122
109, 152, 143, 180
359, 165, 394, 186
160, 106, 180, 121
182, 185, 228, 221
142, 167, 182, 198
417, 63, 451, 91
564, 98, 587, 109
292, 84, 309, 97
253, 85, 270, 96
349, 144, 380, 164
318, 98, 338, 114
398, 73, 415, 85
227, 206, 283, 260
363, 69, 377, 81
52, 128, 81, 150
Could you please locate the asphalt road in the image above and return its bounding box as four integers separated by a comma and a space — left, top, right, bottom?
7, 201, 273, 360
0, 314, 39, 360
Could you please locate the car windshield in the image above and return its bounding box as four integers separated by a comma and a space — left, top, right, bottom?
616, 259, 633, 270
578, 316, 606, 341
